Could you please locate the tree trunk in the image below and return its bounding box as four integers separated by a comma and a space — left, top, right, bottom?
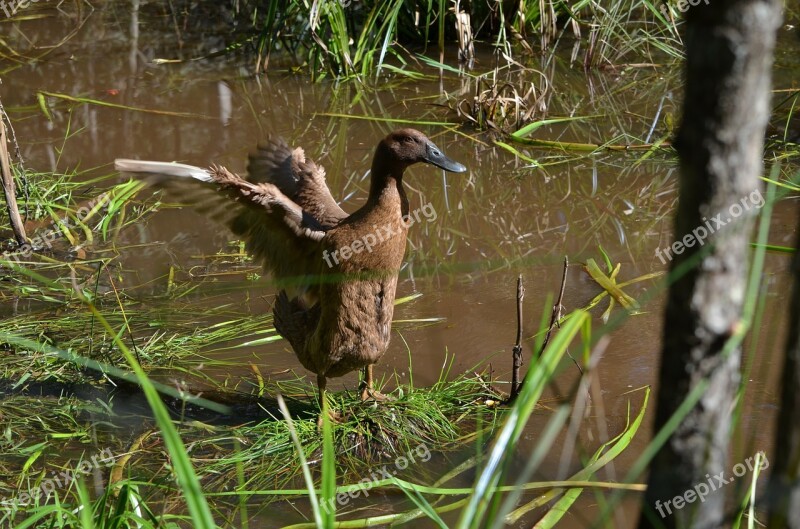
639, 0, 780, 527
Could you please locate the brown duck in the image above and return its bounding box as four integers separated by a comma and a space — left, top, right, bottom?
116, 129, 466, 414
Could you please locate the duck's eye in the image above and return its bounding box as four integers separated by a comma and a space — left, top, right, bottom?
402, 136, 415, 144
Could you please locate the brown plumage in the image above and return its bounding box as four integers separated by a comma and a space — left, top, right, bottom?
115, 129, 467, 412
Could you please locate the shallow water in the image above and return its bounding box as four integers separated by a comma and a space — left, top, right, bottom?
2, 2, 799, 527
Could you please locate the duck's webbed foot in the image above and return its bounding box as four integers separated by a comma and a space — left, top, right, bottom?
359, 365, 395, 402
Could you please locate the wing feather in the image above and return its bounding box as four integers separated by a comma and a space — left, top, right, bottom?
115, 158, 328, 300
247, 139, 348, 228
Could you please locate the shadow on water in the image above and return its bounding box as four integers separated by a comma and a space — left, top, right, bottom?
0, 374, 315, 425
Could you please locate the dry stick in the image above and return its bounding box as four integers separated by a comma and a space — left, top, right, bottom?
0, 117, 26, 245
537, 255, 569, 348
537, 257, 581, 374
510, 256, 576, 403
0, 95, 24, 170
510, 274, 525, 399
552, 257, 583, 374
540, 256, 569, 357
1, 102, 27, 205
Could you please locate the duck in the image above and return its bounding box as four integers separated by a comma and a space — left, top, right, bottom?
115, 129, 467, 417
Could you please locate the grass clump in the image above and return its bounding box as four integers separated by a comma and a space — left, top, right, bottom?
190, 370, 503, 493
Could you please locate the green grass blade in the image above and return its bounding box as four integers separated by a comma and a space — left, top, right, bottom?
83, 304, 218, 528
321, 399, 336, 528
527, 388, 650, 527
511, 116, 600, 139
37, 91, 209, 119
456, 310, 590, 529
392, 477, 448, 529
277, 395, 323, 527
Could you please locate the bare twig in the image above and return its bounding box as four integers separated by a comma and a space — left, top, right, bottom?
0, 94, 28, 209
509, 257, 575, 404
537, 256, 569, 361
471, 371, 505, 401
0, 116, 27, 245
0, 94, 24, 171
510, 274, 525, 399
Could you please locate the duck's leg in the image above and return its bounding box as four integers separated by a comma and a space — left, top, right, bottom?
317, 373, 328, 409
360, 364, 393, 402
316, 374, 340, 429
316, 374, 327, 429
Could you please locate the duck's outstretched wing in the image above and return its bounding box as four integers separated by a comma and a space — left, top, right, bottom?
210, 166, 327, 294
114, 159, 327, 297
247, 138, 347, 229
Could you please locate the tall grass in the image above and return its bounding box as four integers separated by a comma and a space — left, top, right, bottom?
244, 0, 683, 79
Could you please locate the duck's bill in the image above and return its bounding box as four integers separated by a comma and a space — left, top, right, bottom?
425, 142, 468, 173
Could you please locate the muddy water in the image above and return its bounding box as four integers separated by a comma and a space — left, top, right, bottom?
2, 2, 798, 527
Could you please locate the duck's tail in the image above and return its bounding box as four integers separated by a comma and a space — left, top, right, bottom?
114, 159, 213, 182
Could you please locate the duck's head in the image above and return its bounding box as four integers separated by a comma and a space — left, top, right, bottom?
378, 129, 467, 174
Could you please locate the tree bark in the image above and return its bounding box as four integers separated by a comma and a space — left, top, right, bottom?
639, 1, 780, 527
